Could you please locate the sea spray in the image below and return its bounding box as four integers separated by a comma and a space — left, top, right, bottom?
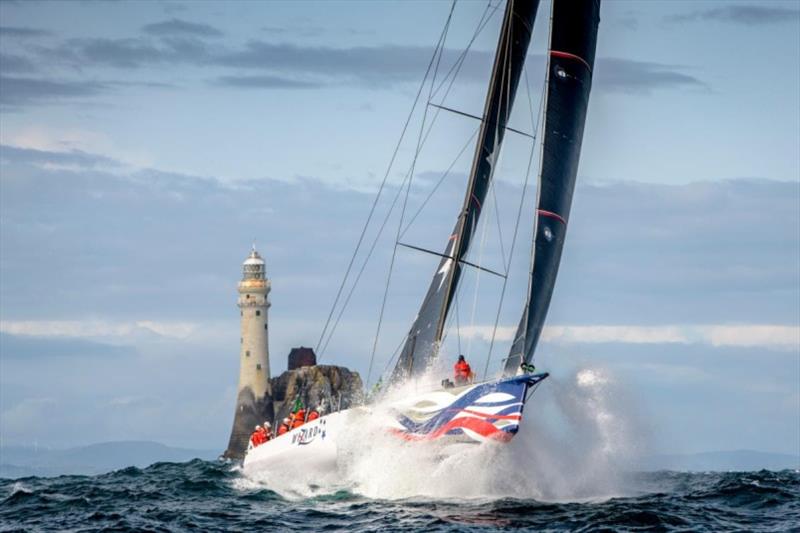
241, 366, 649, 502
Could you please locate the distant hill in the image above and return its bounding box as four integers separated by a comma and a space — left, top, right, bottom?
640, 450, 799, 472
0, 441, 218, 478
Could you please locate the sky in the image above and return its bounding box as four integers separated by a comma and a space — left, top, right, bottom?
0, 1, 798, 457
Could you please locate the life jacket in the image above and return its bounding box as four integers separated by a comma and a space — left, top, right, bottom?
277, 424, 289, 436
454, 360, 471, 380
307, 410, 319, 422
249, 431, 261, 447
257, 427, 269, 444
291, 409, 306, 429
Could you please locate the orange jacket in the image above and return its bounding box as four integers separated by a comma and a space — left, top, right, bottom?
307, 411, 319, 422
291, 409, 306, 429
277, 424, 289, 436
454, 360, 472, 380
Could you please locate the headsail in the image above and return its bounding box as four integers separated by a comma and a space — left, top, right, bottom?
392, 0, 540, 382
504, 0, 601, 375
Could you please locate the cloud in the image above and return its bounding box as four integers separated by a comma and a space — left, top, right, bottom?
141, 18, 223, 38
455, 325, 800, 351
213, 74, 322, 89
0, 76, 108, 109
0, 144, 121, 169
595, 58, 707, 94
0, 26, 52, 38
57, 37, 186, 68
0, 144, 797, 360
0, 320, 198, 340
0, 332, 135, 359
0, 53, 37, 73
28, 36, 706, 94
667, 5, 800, 25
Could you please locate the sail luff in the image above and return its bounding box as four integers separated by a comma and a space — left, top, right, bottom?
504, 0, 601, 376
391, 0, 540, 382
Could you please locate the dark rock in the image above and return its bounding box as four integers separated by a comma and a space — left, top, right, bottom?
287, 346, 317, 370
271, 365, 363, 425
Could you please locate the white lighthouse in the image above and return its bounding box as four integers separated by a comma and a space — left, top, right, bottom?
224, 245, 272, 459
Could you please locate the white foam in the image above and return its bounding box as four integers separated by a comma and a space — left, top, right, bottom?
236, 366, 649, 502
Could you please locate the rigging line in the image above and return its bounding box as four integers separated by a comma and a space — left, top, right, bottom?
315, 4, 456, 356
366, 0, 456, 386
455, 290, 462, 356
399, 127, 478, 240
317, 163, 411, 359
331, 0, 493, 379
465, 136, 495, 362
490, 170, 508, 273
425, 103, 535, 139
322, 0, 478, 362
431, 0, 501, 101
481, 65, 546, 381
319, 119, 464, 358
396, 242, 506, 278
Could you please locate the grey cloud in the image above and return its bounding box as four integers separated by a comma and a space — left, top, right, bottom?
215, 42, 705, 93
667, 5, 800, 25
595, 58, 707, 94
0, 76, 108, 109
214, 74, 323, 89
29, 35, 706, 95
0, 26, 52, 38
142, 18, 223, 38
1, 144, 797, 334
0, 53, 37, 73
60, 37, 174, 68
0, 144, 121, 168
0, 333, 135, 359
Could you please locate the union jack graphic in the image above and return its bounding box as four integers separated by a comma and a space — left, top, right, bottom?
392, 373, 548, 443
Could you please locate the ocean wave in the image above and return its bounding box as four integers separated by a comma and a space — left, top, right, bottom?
1, 462, 798, 532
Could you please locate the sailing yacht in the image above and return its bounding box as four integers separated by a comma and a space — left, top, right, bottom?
243, 0, 600, 474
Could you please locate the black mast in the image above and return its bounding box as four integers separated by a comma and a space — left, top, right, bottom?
392, 0, 540, 382
504, 0, 601, 375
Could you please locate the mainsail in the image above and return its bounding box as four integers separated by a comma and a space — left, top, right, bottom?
391, 0, 540, 381
504, 0, 601, 375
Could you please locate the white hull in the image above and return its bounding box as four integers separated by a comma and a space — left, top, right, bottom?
243, 410, 350, 474
242, 373, 548, 477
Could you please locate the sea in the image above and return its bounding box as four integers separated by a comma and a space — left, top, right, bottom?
4, 369, 798, 531
1, 462, 798, 531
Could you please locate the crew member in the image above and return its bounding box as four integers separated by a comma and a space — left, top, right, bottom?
249, 424, 265, 448
277, 417, 291, 436
454, 354, 473, 385
306, 408, 320, 422
291, 406, 307, 429
261, 421, 272, 442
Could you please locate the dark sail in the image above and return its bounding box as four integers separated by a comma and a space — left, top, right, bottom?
504, 0, 601, 375
392, 0, 540, 381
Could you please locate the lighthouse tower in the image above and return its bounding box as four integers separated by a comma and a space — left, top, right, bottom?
224, 246, 272, 459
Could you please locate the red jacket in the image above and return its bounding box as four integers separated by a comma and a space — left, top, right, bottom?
307, 411, 319, 422
454, 360, 472, 380
250, 429, 266, 447
277, 424, 289, 436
